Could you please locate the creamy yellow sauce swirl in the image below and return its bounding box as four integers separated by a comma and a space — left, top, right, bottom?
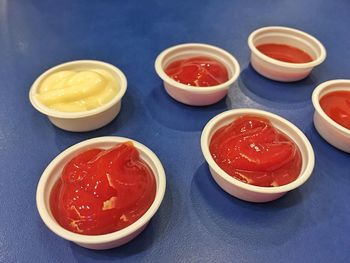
36, 69, 119, 112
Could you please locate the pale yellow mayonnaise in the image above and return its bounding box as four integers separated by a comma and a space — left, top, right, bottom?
36, 69, 119, 112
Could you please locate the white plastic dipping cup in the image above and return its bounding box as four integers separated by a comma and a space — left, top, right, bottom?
29, 60, 127, 132
248, 26, 326, 82
201, 108, 315, 202
312, 79, 350, 153
155, 43, 240, 106
36, 137, 166, 250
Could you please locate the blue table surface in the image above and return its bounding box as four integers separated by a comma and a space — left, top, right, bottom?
1, 0, 350, 262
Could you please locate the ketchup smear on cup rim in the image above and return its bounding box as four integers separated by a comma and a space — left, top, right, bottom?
50, 142, 156, 235
209, 115, 302, 187
165, 56, 229, 87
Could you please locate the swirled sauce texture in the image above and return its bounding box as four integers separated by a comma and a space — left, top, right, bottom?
320, 90, 350, 130
50, 142, 156, 235
165, 56, 229, 87
210, 116, 302, 187
36, 69, 119, 112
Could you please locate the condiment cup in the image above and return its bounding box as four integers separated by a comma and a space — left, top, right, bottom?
36, 136, 166, 250
312, 79, 350, 153
201, 108, 315, 202
154, 43, 240, 106
248, 26, 326, 82
29, 60, 127, 132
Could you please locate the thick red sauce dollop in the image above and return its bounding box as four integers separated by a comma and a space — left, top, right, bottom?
256, 43, 313, 63
165, 56, 229, 87
320, 90, 350, 130
210, 116, 302, 187
50, 142, 156, 235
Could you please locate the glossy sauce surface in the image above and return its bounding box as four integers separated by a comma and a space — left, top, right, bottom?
50, 142, 156, 235
37, 69, 119, 112
165, 56, 229, 87
210, 116, 302, 187
256, 43, 313, 63
320, 90, 350, 130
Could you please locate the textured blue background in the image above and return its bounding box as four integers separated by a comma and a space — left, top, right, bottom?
0, 0, 350, 262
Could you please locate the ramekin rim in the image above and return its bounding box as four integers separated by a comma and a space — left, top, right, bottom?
29, 60, 127, 119
247, 26, 327, 69
200, 108, 315, 194
36, 136, 166, 244
312, 79, 350, 135
154, 43, 240, 93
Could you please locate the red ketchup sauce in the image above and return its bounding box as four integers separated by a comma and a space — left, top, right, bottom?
50, 142, 156, 235
320, 90, 350, 130
209, 116, 302, 187
165, 56, 229, 87
256, 43, 313, 63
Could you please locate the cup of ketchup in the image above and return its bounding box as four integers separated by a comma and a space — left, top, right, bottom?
201, 108, 315, 202
155, 43, 240, 106
312, 79, 350, 153
36, 137, 166, 249
248, 26, 326, 82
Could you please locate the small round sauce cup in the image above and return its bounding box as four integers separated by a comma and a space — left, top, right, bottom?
312, 79, 350, 153
155, 43, 240, 106
29, 60, 127, 132
201, 108, 315, 202
248, 26, 326, 82
36, 137, 166, 249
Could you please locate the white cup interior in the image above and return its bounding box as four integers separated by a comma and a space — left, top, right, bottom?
29, 60, 127, 119
312, 79, 350, 135
155, 43, 240, 92
249, 27, 326, 66
36, 137, 166, 245
201, 109, 315, 194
